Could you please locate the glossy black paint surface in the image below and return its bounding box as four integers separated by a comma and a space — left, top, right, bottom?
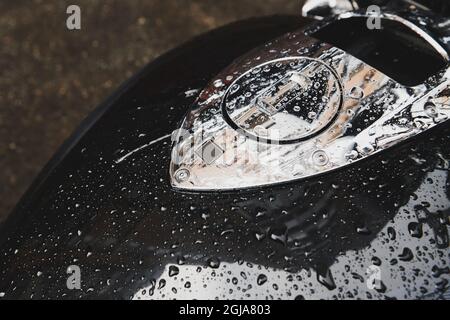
0, 15, 449, 300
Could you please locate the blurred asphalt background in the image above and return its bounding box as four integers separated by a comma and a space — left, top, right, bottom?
0, 0, 300, 222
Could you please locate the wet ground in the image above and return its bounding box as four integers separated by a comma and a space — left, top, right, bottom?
0, 0, 300, 222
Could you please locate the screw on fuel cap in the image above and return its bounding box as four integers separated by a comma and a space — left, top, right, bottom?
222, 57, 343, 144
174, 168, 190, 183
312, 149, 329, 166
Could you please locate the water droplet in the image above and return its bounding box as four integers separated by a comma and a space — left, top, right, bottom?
177, 256, 186, 265
213, 79, 224, 88
169, 265, 179, 277
374, 280, 387, 293
431, 265, 450, 278
349, 86, 364, 99
158, 279, 166, 289
207, 257, 220, 269
308, 111, 317, 119
408, 222, 423, 238
371, 256, 382, 266
255, 231, 266, 241
317, 269, 336, 290
399, 247, 414, 262
387, 227, 396, 240
269, 227, 287, 246
356, 225, 371, 235
257, 274, 268, 286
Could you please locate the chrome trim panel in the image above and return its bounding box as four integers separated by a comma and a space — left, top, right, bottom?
170, 15, 450, 191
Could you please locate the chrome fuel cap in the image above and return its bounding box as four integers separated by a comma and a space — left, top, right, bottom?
223, 57, 343, 144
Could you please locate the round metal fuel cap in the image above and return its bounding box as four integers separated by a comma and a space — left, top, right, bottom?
222, 57, 343, 144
